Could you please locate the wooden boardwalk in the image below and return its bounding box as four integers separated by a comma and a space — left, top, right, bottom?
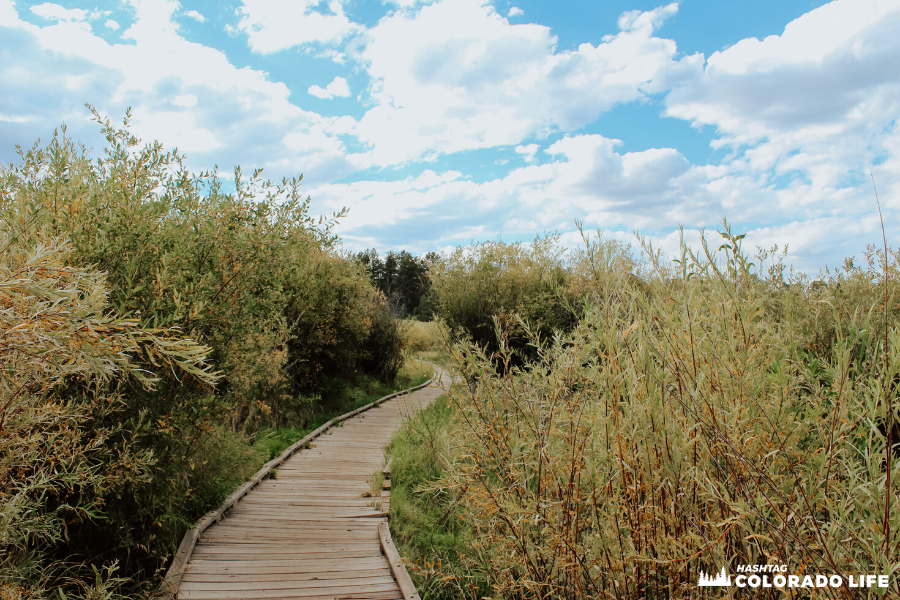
175, 376, 446, 600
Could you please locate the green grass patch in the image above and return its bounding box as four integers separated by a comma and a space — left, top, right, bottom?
385, 394, 488, 600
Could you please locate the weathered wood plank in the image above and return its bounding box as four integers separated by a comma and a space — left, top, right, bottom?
180, 591, 402, 600
182, 569, 393, 583
160, 371, 445, 600
178, 581, 401, 599
192, 546, 383, 555
378, 522, 421, 600
187, 563, 389, 572
179, 575, 397, 591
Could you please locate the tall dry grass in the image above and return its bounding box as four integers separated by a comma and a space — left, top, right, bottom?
416, 224, 900, 599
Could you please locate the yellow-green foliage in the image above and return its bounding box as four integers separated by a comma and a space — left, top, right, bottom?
0, 111, 405, 594
402, 319, 443, 353
417, 224, 900, 599
0, 234, 216, 599
428, 234, 575, 354
385, 394, 487, 599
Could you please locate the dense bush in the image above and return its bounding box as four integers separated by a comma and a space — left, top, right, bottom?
401, 319, 443, 355
0, 111, 405, 595
0, 235, 216, 599
393, 224, 900, 599
428, 234, 576, 360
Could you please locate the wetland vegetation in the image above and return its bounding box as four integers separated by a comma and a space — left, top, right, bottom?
2, 115, 898, 600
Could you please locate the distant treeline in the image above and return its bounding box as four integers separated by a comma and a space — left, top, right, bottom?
355, 249, 439, 319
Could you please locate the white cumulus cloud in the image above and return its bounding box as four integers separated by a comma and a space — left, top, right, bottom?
515, 143, 538, 162
234, 0, 360, 54
183, 10, 206, 23
0, 0, 366, 183
664, 0, 900, 209
30, 3, 88, 22
308, 76, 351, 99
351, 0, 690, 165
313, 133, 703, 250
508, 6, 523, 17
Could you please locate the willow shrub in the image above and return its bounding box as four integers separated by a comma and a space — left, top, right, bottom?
422, 225, 900, 599
429, 234, 576, 361
0, 234, 217, 599
0, 110, 404, 584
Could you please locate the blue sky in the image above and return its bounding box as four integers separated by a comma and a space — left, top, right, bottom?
1, 0, 898, 271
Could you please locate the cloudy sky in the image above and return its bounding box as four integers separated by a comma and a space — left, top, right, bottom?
2, 0, 898, 271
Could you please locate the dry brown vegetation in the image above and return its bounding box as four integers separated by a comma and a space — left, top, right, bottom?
391, 226, 900, 599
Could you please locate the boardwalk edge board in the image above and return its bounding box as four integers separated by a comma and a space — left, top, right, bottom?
157, 377, 436, 600
378, 522, 421, 600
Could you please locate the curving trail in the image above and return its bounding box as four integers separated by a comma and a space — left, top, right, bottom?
174, 372, 446, 600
